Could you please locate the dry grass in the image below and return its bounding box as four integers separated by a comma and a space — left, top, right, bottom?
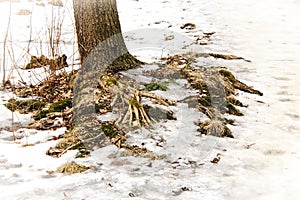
58, 162, 88, 174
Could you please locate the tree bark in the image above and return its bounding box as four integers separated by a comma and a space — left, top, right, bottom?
73, 0, 142, 73
72, 0, 143, 149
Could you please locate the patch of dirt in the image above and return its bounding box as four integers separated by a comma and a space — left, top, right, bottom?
14, 71, 74, 103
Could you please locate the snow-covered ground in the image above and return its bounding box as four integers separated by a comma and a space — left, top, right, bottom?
0, 0, 299, 199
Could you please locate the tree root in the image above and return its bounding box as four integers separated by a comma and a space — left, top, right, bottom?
116, 91, 152, 128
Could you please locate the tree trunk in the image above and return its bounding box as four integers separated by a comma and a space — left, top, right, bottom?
72, 0, 143, 149
73, 0, 142, 73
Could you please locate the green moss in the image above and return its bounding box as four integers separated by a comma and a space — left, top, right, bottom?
144, 82, 168, 91
49, 98, 72, 112
75, 149, 90, 158
33, 110, 51, 120
5, 99, 45, 113
106, 77, 118, 85
33, 98, 72, 120
101, 123, 119, 138
186, 57, 196, 63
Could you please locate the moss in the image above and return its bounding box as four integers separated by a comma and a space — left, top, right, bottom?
75, 149, 90, 158
101, 123, 119, 139
33, 109, 51, 120
5, 99, 45, 113
144, 82, 168, 91
58, 162, 88, 174
106, 77, 118, 85
49, 98, 72, 112
33, 98, 72, 120
186, 57, 196, 63
145, 82, 159, 91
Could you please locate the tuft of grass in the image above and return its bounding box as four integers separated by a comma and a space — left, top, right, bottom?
120, 145, 166, 160
58, 162, 88, 174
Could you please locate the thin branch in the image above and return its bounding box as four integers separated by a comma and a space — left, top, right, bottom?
1, 0, 12, 88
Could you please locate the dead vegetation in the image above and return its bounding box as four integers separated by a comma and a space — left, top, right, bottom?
163, 52, 262, 137
57, 162, 88, 174
6, 51, 262, 160
24, 54, 68, 71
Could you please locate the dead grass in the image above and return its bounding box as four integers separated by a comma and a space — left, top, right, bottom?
58, 162, 88, 174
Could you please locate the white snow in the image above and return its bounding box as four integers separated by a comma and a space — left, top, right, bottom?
0, 0, 299, 199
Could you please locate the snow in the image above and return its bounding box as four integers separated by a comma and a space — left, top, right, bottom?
0, 0, 299, 199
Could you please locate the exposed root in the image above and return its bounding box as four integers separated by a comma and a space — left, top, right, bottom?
140, 91, 176, 106
198, 120, 233, 138
116, 91, 152, 128
164, 53, 263, 138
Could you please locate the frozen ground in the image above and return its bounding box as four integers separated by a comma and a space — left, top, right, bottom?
0, 0, 299, 199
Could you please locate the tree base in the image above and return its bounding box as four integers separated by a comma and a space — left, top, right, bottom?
107, 52, 145, 74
